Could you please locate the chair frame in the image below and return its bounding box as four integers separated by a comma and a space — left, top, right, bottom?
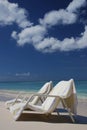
23, 93, 75, 123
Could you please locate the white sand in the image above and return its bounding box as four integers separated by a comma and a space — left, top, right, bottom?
0, 100, 87, 130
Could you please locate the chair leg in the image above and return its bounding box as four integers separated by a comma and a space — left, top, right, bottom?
62, 99, 75, 123
57, 111, 60, 116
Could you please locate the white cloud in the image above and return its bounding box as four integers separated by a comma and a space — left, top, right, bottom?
77, 26, 87, 49
11, 31, 18, 39
39, 0, 87, 28
12, 25, 87, 53
34, 37, 61, 53
34, 26, 87, 52
0, 0, 32, 28
39, 9, 77, 27
16, 72, 30, 77
1, 0, 87, 53
67, 0, 87, 13
11, 25, 46, 46
11, 0, 87, 53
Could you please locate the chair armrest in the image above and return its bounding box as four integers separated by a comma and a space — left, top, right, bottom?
25, 93, 62, 105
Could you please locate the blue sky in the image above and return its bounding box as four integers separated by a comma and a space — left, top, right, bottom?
0, 0, 87, 81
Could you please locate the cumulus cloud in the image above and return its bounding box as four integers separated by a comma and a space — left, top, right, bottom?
11, 31, 18, 39
12, 25, 87, 53
33, 26, 87, 52
77, 26, 87, 49
11, 25, 46, 46
39, 9, 77, 27
0, 0, 32, 28
0, 0, 87, 53
67, 0, 87, 13
39, 0, 86, 27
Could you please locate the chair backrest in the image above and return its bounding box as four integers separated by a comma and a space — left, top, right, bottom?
42, 79, 73, 113
31, 81, 53, 105
38, 81, 53, 94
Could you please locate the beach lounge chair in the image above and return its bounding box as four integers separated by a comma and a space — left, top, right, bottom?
5, 81, 53, 109
9, 79, 78, 123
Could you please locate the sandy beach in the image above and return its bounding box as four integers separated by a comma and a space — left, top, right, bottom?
0, 92, 87, 130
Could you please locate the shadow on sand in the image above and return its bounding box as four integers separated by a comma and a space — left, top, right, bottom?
17, 110, 87, 124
